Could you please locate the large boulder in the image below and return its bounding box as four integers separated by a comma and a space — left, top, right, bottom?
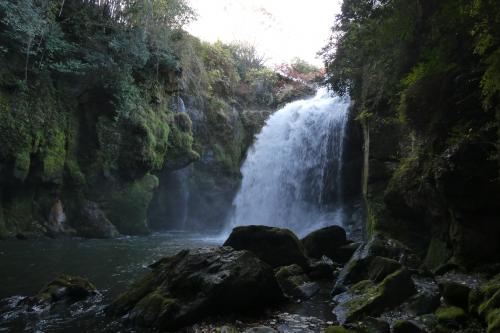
72, 200, 119, 238
223, 226, 309, 268
301, 225, 348, 261
108, 247, 285, 331
333, 234, 418, 292
332, 269, 417, 324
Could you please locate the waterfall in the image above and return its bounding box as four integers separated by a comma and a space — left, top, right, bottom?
229, 89, 350, 237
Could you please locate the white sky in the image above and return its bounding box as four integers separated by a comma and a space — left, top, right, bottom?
186, 0, 342, 67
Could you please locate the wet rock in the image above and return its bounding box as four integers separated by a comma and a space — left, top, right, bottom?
36, 275, 97, 304
435, 306, 467, 328
392, 320, 424, 333
243, 327, 278, 333
335, 242, 361, 264
346, 317, 390, 333
333, 235, 419, 292
223, 225, 309, 268
332, 269, 417, 324
108, 247, 285, 331
405, 276, 440, 315
275, 264, 319, 300
306, 255, 337, 280
15, 233, 28, 240
324, 326, 356, 333
219, 326, 239, 333
368, 256, 402, 283
73, 200, 119, 238
301, 225, 348, 260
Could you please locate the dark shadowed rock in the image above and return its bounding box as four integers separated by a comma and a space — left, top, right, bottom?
301, 225, 348, 260
73, 200, 119, 238
108, 247, 285, 331
335, 242, 361, 264
307, 255, 338, 280
346, 317, 390, 333
223, 225, 309, 268
405, 276, 441, 315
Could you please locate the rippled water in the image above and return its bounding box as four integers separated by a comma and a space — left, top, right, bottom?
0, 232, 221, 332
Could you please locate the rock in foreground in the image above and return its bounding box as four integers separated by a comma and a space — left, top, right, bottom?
108, 247, 285, 331
223, 225, 309, 268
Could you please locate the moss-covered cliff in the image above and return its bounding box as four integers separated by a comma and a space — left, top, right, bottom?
322, 0, 500, 269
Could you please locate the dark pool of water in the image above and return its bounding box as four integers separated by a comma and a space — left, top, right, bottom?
0, 232, 222, 332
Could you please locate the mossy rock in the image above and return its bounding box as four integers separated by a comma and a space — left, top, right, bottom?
324, 326, 356, 333
275, 264, 319, 299
367, 256, 402, 283
479, 288, 500, 318
333, 269, 417, 324
392, 320, 423, 333
37, 274, 97, 304
469, 274, 500, 315
486, 308, 500, 333
105, 174, 159, 235
435, 306, 467, 327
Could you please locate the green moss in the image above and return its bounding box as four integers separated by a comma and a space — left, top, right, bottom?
424, 237, 452, 271
105, 174, 159, 235
13, 150, 31, 181
110, 272, 158, 315
435, 306, 466, 325
37, 274, 97, 303
470, 274, 500, 315
130, 291, 178, 326
4, 194, 33, 232
41, 129, 66, 183
479, 289, 500, 318
486, 308, 500, 333
324, 326, 356, 333
339, 269, 416, 323
65, 159, 86, 185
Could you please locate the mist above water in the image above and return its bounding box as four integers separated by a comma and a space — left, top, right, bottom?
229, 89, 350, 237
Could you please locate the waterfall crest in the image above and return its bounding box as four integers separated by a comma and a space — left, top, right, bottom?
229, 89, 350, 237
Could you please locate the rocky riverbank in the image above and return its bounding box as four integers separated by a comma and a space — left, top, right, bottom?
5, 225, 496, 332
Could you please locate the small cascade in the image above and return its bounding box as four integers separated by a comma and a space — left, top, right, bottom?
173, 95, 186, 113
177, 167, 191, 230
229, 89, 350, 237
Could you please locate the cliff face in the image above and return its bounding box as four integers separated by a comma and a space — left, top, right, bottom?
322, 0, 500, 269
359, 84, 500, 270
0, 75, 198, 238
0, 1, 317, 238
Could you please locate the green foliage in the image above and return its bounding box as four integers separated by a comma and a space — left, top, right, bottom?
105, 174, 159, 235
41, 129, 66, 183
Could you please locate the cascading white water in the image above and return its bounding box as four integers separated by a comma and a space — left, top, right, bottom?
229, 89, 350, 237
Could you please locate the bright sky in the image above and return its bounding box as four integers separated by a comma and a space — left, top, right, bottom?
186, 0, 342, 67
